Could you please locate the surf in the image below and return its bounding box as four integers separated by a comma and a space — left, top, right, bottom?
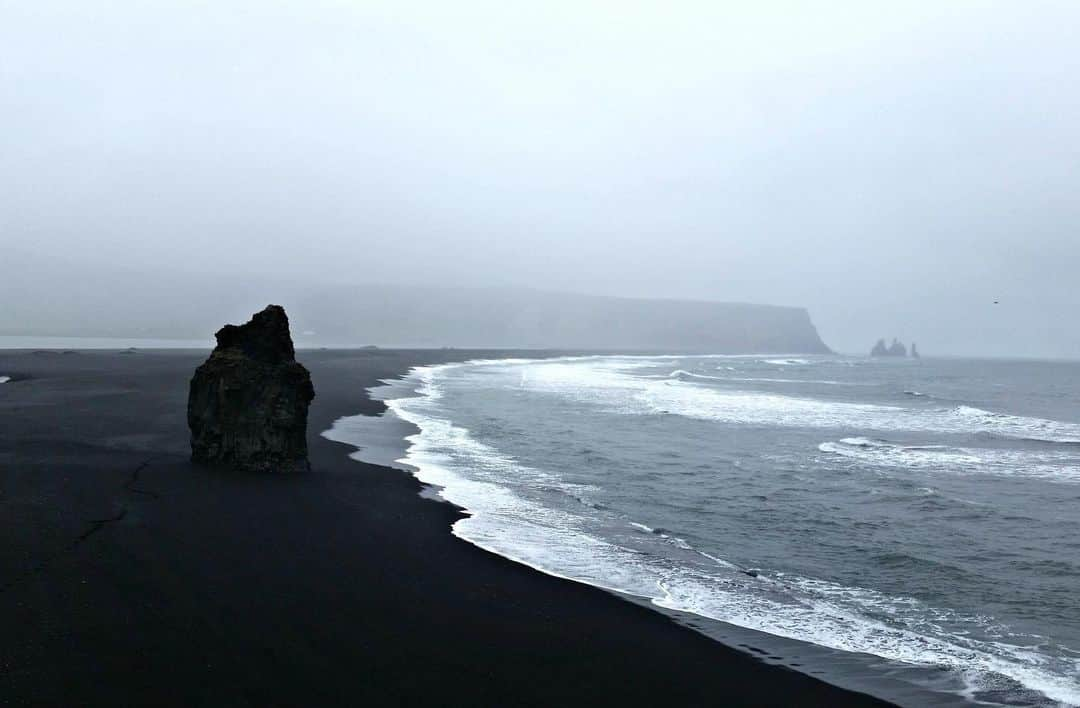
327, 354, 1080, 706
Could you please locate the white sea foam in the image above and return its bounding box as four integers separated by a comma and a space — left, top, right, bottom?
764, 358, 811, 366
724, 375, 860, 386
673, 369, 856, 386
819, 438, 1080, 483
513, 358, 1080, 445
0, 376, 10, 384
326, 358, 1080, 706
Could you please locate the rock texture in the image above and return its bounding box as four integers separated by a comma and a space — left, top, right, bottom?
188, 305, 315, 473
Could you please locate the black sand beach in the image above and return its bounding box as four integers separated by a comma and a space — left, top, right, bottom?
0, 348, 893, 707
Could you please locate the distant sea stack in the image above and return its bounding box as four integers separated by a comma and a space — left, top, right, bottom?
870, 338, 913, 358
188, 305, 315, 473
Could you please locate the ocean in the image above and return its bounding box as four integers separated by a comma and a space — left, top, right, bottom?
325, 354, 1080, 707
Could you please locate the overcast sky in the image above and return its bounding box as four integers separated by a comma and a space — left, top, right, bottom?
3, 1, 1079, 356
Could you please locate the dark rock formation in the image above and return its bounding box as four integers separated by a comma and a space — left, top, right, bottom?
871, 338, 909, 357
188, 305, 315, 473
911, 342, 920, 359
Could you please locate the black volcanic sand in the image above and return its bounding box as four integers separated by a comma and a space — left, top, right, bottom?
0, 349, 894, 707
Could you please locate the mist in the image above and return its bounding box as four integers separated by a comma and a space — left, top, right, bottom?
3, 1, 1079, 357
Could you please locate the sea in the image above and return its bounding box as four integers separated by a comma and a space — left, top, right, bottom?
325, 354, 1080, 707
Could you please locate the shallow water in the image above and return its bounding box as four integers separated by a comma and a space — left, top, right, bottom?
327, 355, 1080, 707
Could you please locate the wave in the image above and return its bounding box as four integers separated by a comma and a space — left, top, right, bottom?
0, 376, 9, 384
952, 405, 1080, 444
819, 437, 1080, 483
512, 359, 1080, 445
764, 358, 811, 366
325, 361, 1080, 706
667, 370, 854, 385
723, 375, 860, 386
679, 368, 865, 386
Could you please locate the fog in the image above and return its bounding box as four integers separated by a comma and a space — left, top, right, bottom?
3, 1, 1079, 356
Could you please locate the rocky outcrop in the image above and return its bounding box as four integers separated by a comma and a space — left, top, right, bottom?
871, 338, 910, 357
188, 305, 315, 473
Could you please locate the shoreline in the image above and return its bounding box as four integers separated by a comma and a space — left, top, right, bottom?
325, 358, 965, 707
1, 347, 896, 706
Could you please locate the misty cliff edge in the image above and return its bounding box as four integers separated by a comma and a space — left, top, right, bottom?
288, 288, 832, 352
0, 256, 831, 353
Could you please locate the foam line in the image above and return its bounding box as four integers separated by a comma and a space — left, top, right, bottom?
324, 357, 1080, 705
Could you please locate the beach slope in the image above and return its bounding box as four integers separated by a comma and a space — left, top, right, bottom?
0, 348, 889, 706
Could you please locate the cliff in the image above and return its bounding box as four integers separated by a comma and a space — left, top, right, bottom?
0, 255, 830, 353
284, 286, 831, 353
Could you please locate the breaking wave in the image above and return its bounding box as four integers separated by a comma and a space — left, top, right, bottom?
819, 437, 1080, 483
326, 355, 1080, 706
515, 359, 1080, 445
325, 358, 1080, 706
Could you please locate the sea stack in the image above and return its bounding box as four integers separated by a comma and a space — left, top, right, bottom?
870, 338, 909, 357
188, 305, 315, 473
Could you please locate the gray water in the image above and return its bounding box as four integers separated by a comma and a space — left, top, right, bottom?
326, 355, 1080, 706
